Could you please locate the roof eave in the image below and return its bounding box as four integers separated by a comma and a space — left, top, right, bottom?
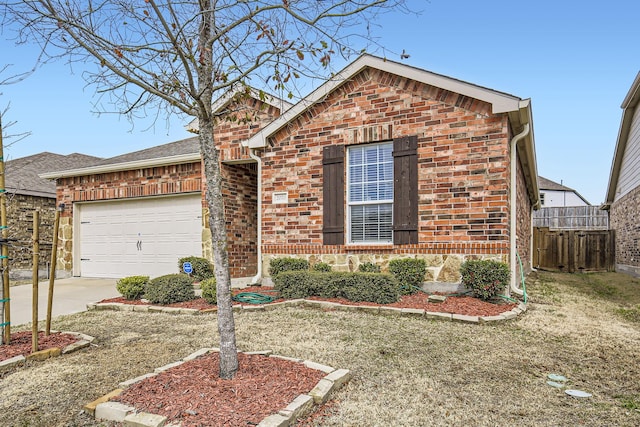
606, 73, 640, 204
247, 54, 523, 149
39, 152, 201, 179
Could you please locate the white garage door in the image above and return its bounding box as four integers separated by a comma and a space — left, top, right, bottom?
77, 195, 203, 278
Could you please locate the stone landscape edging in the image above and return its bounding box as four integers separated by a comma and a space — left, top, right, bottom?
87, 299, 527, 323
87, 347, 352, 427
0, 331, 95, 372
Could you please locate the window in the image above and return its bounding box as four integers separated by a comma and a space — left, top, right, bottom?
347, 142, 393, 243
540, 192, 545, 206
322, 136, 417, 246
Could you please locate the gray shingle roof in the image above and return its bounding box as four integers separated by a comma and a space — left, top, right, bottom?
88, 136, 199, 167
538, 176, 576, 192
6, 152, 102, 198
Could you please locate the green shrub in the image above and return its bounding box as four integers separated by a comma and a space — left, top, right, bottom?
200, 277, 217, 304
312, 262, 332, 273
460, 259, 510, 300
145, 274, 196, 304
273, 270, 400, 304
178, 256, 214, 282
358, 262, 381, 273
269, 257, 309, 278
116, 275, 149, 300
336, 273, 400, 304
273, 270, 323, 299
388, 258, 427, 294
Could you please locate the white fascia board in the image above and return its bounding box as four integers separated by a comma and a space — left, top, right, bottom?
39, 152, 201, 179
247, 54, 523, 149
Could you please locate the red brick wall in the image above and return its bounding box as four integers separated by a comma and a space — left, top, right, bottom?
260, 67, 511, 257
515, 149, 533, 275
610, 184, 640, 277
221, 163, 258, 278
56, 162, 203, 217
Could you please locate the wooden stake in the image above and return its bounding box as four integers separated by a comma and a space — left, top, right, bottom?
0, 117, 10, 345
45, 206, 61, 336
32, 210, 39, 353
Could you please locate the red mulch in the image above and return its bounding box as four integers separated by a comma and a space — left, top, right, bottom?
114, 352, 326, 427
0, 331, 80, 361
100, 286, 516, 317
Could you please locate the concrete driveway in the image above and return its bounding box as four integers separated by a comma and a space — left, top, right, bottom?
6, 277, 119, 327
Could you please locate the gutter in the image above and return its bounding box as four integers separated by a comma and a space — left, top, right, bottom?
39, 152, 201, 179
248, 147, 263, 284
509, 123, 530, 297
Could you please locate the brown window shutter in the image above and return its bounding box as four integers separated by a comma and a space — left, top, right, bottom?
323, 145, 345, 245
393, 136, 418, 244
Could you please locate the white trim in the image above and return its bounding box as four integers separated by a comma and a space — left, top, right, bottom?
247, 54, 523, 149
39, 153, 201, 179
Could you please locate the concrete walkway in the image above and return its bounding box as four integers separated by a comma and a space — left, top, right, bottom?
5, 277, 119, 327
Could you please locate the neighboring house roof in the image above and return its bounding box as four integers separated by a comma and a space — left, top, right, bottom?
538, 176, 591, 205
6, 152, 101, 198
40, 137, 200, 179
605, 70, 640, 207
244, 53, 540, 207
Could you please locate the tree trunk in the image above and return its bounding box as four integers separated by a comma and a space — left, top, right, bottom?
199, 118, 239, 379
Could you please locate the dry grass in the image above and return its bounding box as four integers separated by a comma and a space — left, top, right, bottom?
2, 271, 640, 426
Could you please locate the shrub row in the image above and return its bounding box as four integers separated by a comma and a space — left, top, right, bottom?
460, 259, 510, 300
273, 271, 400, 304
270, 257, 427, 296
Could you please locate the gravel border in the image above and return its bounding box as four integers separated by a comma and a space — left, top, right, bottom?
88, 299, 527, 323
86, 347, 352, 427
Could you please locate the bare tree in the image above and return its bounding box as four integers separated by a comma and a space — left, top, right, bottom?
1, 0, 408, 378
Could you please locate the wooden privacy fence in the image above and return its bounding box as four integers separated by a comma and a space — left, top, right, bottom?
533, 206, 609, 230
533, 227, 615, 273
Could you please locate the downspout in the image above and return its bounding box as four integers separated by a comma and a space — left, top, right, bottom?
509, 123, 530, 297
248, 148, 263, 284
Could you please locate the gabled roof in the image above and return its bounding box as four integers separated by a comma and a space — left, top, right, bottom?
186, 87, 293, 133
605, 71, 640, 206
7, 152, 101, 197
538, 176, 591, 205
245, 54, 529, 150
244, 54, 539, 207
40, 137, 200, 179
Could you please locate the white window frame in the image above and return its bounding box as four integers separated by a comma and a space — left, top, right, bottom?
346, 141, 394, 244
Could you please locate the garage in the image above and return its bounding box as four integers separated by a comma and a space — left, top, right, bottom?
75, 194, 203, 278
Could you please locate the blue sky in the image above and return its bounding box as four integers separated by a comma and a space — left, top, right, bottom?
1, 0, 639, 205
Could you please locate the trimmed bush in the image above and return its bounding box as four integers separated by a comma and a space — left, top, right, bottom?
269, 257, 309, 278
116, 275, 149, 300
460, 259, 510, 301
358, 262, 381, 273
273, 270, 323, 299
312, 262, 332, 273
273, 270, 400, 304
388, 258, 427, 295
178, 256, 214, 282
200, 277, 217, 304
145, 274, 196, 304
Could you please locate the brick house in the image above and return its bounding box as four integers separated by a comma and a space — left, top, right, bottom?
6, 152, 100, 279
41, 91, 290, 281
604, 71, 640, 278
43, 55, 539, 292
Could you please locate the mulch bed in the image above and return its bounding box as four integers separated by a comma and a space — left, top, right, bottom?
0, 287, 518, 425
114, 352, 326, 427
100, 286, 517, 317
0, 331, 80, 361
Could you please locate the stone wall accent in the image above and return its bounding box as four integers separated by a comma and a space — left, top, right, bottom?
262, 252, 507, 284
610, 184, 640, 277
6, 193, 56, 279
